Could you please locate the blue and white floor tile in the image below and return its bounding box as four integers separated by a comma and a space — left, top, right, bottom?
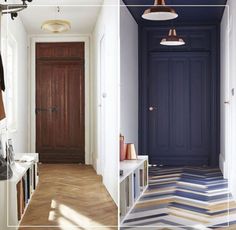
121, 167, 236, 229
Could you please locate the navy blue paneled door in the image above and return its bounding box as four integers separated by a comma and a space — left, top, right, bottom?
148, 52, 211, 166
139, 26, 220, 167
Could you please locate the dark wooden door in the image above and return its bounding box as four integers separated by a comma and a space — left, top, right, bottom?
36, 42, 85, 163
148, 52, 211, 166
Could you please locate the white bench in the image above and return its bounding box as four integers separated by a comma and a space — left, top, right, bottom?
0, 153, 39, 230
120, 155, 149, 223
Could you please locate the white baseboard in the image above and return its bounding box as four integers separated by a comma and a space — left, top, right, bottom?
91, 154, 98, 174
219, 154, 236, 202
231, 188, 236, 201
219, 153, 228, 178
96, 158, 101, 175
219, 153, 224, 174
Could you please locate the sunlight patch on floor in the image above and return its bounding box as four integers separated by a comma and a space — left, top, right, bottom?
48, 210, 56, 221
58, 203, 100, 227
51, 199, 57, 209
58, 217, 81, 229
48, 199, 112, 229
194, 224, 210, 230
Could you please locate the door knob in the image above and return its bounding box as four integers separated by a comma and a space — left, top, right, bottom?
149, 106, 157, 111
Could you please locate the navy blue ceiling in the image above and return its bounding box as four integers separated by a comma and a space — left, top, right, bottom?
122, 0, 227, 25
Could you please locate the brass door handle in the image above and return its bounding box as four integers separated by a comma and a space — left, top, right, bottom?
149, 106, 157, 111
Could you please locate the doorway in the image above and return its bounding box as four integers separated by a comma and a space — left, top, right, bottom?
36, 42, 85, 163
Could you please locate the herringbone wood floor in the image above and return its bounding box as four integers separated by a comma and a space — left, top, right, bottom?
19, 164, 117, 230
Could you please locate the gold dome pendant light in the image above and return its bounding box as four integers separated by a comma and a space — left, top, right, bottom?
42, 20, 71, 33
41, 6, 71, 33
142, 0, 178, 21
160, 28, 185, 46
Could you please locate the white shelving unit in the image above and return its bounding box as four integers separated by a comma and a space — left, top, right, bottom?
0, 153, 39, 230
120, 155, 148, 223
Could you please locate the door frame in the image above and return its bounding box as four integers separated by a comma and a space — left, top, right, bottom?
28, 35, 91, 164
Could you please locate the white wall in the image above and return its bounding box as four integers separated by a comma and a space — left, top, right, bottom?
220, 0, 236, 199
92, 0, 119, 204
0, 15, 28, 154
120, 1, 139, 150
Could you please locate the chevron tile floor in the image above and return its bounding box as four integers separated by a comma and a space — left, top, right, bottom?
121, 167, 236, 229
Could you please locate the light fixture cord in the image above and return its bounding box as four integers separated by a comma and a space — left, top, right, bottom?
171, 19, 175, 30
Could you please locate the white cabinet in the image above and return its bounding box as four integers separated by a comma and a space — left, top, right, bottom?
120, 155, 148, 223
0, 153, 39, 230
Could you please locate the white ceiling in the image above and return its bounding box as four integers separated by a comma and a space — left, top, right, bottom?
16, 0, 104, 34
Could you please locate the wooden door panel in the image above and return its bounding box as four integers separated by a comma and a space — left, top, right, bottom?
36, 42, 85, 163
148, 52, 211, 166
67, 63, 84, 150
189, 56, 210, 154
53, 64, 67, 149
36, 42, 84, 59
36, 63, 54, 150
170, 58, 189, 154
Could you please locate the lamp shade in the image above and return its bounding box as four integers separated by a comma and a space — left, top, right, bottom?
142, 0, 178, 21
160, 28, 185, 46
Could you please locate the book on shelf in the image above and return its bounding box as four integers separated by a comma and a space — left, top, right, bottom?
120, 180, 127, 216
16, 180, 23, 221
144, 160, 148, 186
140, 168, 144, 188
23, 174, 28, 206
26, 169, 30, 200
134, 170, 140, 200
32, 165, 36, 190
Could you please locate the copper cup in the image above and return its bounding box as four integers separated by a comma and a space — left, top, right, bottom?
126, 143, 137, 160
